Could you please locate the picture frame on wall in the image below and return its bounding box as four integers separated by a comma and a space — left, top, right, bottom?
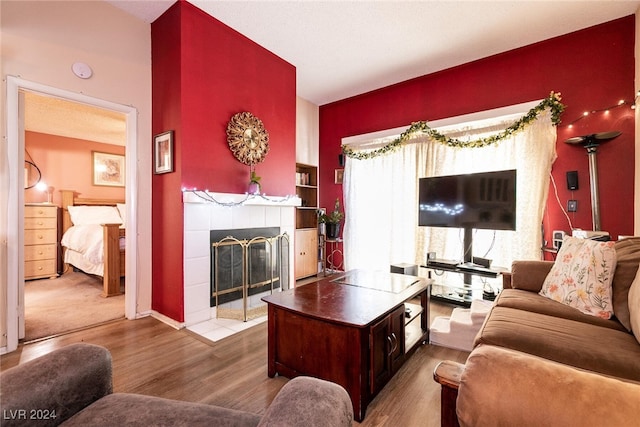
335, 169, 344, 184
154, 130, 174, 174
92, 151, 125, 187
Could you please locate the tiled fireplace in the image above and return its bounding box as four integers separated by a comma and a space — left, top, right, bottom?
182, 191, 299, 326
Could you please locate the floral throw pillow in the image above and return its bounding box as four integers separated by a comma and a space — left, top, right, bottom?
540, 236, 617, 319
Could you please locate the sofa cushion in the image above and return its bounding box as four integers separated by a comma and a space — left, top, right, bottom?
64, 393, 261, 427
0, 343, 112, 427
257, 377, 353, 427
611, 237, 640, 331
629, 267, 640, 344
474, 306, 640, 381
539, 236, 616, 319
510, 260, 554, 292
457, 345, 640, 427
495, 289, 627, 332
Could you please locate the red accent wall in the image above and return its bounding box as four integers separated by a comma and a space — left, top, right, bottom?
151, 1, 296, 321
319, 16, 635, 260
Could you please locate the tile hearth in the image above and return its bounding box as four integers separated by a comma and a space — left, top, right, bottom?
187, 314, 267, 342
186, 276, 326, 342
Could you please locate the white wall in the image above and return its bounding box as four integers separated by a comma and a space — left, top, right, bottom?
296, 96, 319, 166
0, 1, 153, 349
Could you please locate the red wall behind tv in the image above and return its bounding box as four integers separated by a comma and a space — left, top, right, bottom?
319, 16, 635, 260
151, 1, 296, 321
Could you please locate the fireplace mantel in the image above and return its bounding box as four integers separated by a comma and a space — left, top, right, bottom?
183, 190, 301, 207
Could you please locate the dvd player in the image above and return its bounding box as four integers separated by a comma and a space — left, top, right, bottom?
427, 259, 460, 270
456, 262, 496, 274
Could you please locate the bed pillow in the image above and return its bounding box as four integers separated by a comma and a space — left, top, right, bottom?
628, 266, 640, 344
539, 236, 617, 319
117, 203, 126, 227
68, 205, 123, 226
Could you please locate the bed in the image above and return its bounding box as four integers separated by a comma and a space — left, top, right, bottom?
60, 190, 125, 297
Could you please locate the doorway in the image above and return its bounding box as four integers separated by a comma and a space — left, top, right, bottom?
24, 91, 127, 341
5, 76, 139, 353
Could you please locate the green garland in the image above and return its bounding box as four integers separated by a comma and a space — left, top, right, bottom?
342, 92, 565, 160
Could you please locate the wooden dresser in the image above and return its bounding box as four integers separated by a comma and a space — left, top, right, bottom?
24, 203, 60, 280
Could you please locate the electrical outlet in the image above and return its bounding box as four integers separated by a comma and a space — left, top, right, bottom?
568, 200, 577, 212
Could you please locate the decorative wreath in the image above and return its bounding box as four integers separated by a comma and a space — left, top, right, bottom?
226, 112, 270, 165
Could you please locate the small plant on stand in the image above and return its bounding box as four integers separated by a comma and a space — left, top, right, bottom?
319, 198, 344, 239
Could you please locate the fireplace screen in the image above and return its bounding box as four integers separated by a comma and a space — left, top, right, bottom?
211, 228, 289, 321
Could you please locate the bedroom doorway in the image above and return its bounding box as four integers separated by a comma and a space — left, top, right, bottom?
23, 91, 127, 341
5, 77, 139, 352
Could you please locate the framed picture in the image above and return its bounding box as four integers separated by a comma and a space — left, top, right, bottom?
335, 168, 344, 184
154, 130, 174, 174
92, 151, 125, 187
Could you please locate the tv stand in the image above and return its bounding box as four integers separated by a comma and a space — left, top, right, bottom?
462, 226, 473, 285
423, 260, 507, 307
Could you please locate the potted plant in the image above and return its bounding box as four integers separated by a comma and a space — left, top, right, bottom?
319, 198, 344, 239
248, 168, 261, 194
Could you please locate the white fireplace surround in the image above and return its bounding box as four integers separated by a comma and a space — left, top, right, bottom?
182, 191, 300, 326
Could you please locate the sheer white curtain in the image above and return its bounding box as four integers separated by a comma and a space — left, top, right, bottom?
343, 109, 557, 273
343, 141, 421, 271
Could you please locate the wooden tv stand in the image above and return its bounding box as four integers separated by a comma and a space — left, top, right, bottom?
262, 270, 430, 421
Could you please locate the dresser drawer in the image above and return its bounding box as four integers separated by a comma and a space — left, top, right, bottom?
24, 243, 57, 261
25, 205, 57, 219
25, 259, 57, 279
25, 228, 58, 245
24, 217, 57, 230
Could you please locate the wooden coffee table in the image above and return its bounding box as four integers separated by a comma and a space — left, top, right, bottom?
262, 270, 430, 421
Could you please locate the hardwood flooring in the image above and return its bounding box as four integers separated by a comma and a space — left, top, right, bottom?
1, 300, 468, 426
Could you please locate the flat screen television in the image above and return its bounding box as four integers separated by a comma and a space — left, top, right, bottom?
418, 169, 516, 231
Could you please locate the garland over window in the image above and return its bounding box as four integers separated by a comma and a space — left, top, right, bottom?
342, 92, 565, 160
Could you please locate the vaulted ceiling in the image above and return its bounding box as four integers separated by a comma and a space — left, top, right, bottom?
27, 0, 639, 145
110, 0, 639, 105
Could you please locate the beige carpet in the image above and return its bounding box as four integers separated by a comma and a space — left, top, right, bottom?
24, 272, 125, 341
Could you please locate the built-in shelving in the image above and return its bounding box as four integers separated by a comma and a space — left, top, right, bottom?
295, 163, 319, 279
295, 163, 318, 229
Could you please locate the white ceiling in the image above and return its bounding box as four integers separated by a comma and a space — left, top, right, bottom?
27, 0, 639, 144
108, 0, 640, 106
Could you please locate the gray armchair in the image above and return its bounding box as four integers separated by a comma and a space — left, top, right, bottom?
0, 343, 353, 426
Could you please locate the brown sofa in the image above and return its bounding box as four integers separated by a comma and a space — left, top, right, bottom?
435, 237, 640, 427
0, 343, 353, 427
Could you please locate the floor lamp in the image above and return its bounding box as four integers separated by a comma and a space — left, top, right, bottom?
565, 131, 621, 231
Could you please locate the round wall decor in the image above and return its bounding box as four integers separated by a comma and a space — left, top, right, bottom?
226, 112, 270, 165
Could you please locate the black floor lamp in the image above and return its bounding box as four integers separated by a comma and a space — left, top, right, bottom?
565, 131, 621, 231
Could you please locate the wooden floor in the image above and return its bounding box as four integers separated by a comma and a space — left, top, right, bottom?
1, 300, 468, 426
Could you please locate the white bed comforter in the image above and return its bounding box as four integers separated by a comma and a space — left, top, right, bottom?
61, 225, 124, 265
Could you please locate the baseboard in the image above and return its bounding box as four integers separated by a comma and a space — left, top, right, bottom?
150, 311, 185, 330
130, 311, 152, 320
